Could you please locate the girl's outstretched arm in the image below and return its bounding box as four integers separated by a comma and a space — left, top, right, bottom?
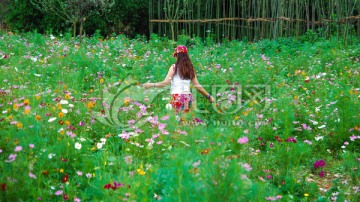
142, 65, 175, 89
191, 75, 214, 103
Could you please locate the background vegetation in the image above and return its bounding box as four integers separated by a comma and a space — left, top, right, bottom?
1, 0, 359, 43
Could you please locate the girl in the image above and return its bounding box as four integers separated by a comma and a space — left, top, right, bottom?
143, 45, 214, 113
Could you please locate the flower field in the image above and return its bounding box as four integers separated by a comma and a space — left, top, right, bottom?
0, 32, 359, 201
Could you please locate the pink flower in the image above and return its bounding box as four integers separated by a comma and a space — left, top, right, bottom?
242, 163, 252, 171
29, 144, 35, 148
350, 135, 359, 141
55, 190, 63, 195
160, 115, 169, 121
76, 171, 83, 176
261, 54, 268, 61
14, 146, 23, 152
192, 160, 201, 167
29, 172, 37, 179
5, 154, 17, 163
238, 137, 248, 144
124, 156, 133, 165
74, 198, 81, 202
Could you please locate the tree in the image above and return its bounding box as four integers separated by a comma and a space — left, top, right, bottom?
0, 0, 11, 34
164, 0, 188, 43
31, 0, 114, 42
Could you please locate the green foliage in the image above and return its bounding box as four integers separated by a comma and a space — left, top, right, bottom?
0, 33, 359, 201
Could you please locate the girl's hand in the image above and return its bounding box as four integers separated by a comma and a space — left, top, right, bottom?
142, 83, 152, 89
209, 96, 215, 103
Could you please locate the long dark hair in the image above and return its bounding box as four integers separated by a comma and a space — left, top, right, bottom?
175, 53, 195, 80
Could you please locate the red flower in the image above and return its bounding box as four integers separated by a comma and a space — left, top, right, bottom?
63, 193, 69, 200
275, 136, 283, 142
1, 183, 6, 191
104, 183, 112, 189
62, 174, 69, 183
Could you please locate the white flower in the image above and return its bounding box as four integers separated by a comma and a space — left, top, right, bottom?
309, 119, 318, 125
60, 100, 69, 104
166, 103, 172, 110
68, 104, 74, 108
50, 35, 55, 40
100, 138, 106, 143
315, 135, 324, 141
318, 125, 326, 129
61, 109, 68, 114
31, 57, 37, 62
48, 153, 56, 159
34, 73, 41, 77
315, 105, 322, 112
96, 142, 104, 149
48, 117, 57, 122
75, 142, 82, 150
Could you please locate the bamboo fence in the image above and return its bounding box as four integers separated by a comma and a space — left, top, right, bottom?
149, 0, 360, 42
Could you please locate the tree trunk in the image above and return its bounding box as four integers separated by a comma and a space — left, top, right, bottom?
79, 21, 83, 44
73, 21, 77, 38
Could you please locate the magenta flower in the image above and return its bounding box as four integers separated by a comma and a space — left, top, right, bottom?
314, 160, 326, 169
285, 137, 297, 143
318, 170, 325, 178
238, 137, 249, 144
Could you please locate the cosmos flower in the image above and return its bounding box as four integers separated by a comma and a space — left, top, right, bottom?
74, 142, 82, 150
314, 160, 326, 169
238, 137, 248, 144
